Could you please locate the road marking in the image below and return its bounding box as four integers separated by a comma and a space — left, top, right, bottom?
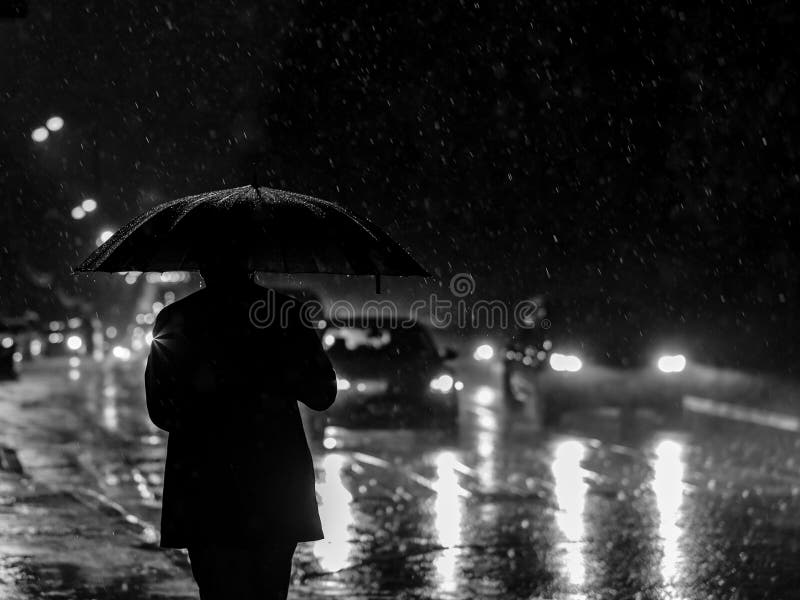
683, 395, 800, 432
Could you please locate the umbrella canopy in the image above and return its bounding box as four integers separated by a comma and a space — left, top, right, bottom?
75, 185, 429, 281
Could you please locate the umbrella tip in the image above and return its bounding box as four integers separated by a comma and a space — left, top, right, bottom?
252, 173, 263, 198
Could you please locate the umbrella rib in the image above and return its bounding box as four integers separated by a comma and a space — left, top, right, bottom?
75, 185, 429, 276
168, 188, 242, 231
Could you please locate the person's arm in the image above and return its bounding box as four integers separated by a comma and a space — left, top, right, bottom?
284, 308, 337, 411
144, 308, 186, 431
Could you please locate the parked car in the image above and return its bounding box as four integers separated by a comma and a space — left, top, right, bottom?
304, 317, 459, 439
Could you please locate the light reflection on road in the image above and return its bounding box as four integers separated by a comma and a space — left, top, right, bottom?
101, 374, 119, 432
551, 439, 589, 591
313, 452, 355, 573
651, 438, 687, 591
432, 450, 466, 595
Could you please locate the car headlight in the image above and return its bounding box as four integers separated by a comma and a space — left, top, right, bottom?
473, 344, 494, 361
657, 354, 686, 373
66, 335, 83, 351
336, 377, 351, 391
549, 352, 583, 372
430, 373, 454, 393
112, 346, 132, 361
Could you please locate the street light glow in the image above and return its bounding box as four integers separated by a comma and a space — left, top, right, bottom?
31, 126, 49, 142
71, 206, 86, 220
81, 198, 98, 212
98, 230, 114, 245
46, 116, 64, 131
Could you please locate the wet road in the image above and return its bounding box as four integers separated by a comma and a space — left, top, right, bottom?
3, 358, 800, 599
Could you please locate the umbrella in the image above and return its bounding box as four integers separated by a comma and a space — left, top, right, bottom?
74, 185, 429, 291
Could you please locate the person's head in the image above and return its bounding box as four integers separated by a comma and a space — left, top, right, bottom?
197, 243, 253, 288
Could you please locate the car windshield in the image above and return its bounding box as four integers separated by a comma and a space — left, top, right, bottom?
323, 324, 437, 360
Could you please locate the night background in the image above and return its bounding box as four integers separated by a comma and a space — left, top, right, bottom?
3, 0, 798, 369
3, 3, 800, 599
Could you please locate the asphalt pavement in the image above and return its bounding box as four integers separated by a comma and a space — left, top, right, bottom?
2, 357, 800, 599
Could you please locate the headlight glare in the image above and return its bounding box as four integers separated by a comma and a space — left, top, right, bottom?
549, 352, 583, 372
473, 344, 495, 361
657, 354, 686, 373
430, 373, 455, 393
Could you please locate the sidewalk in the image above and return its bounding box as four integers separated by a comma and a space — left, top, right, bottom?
0, 469, 196, 599
0, 366, 198, 599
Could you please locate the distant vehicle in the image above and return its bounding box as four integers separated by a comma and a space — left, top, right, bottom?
44, 319, 88, 357
303, 317, 460, 439
502, 293, 690, 424
0, 328, 20, 380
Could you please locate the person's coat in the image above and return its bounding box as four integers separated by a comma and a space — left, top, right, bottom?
144, 283, 336, 548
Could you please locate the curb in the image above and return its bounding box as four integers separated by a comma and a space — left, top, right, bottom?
683, 395, 800, 432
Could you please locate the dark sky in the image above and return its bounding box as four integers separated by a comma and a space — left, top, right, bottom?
1, 1, 798, 355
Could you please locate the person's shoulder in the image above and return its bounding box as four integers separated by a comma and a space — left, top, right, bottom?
155, 289, 209, 323
250, 286, 311, 326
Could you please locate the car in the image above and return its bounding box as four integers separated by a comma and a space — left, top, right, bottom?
0, 328, 20, 380
502, 293, 690, 425
303, 317, 460, 439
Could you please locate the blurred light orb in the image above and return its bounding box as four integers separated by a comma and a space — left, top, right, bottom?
112, 346, 131, 361
322, 437, 337, 450
474, 385, 495, 405
30, 339, 43, 356
430, 373, 454, 393
99, 229, 114, 244
336, 377, 351, 391
454, 380, 464, 391
31, 126, 49, 142
1, 336, 13, 349
549, 352, 583, 373
105, 326, 117, 339
71, 206, 86, 220
657, 354, 686, 373
66, 335, 83, 351
68, 356, 80, 368
46, 116, 64, 131
81, 198, 98, 212
473, 343, 495, 361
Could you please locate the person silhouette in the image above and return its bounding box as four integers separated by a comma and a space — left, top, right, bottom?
145, 267, 336, 599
